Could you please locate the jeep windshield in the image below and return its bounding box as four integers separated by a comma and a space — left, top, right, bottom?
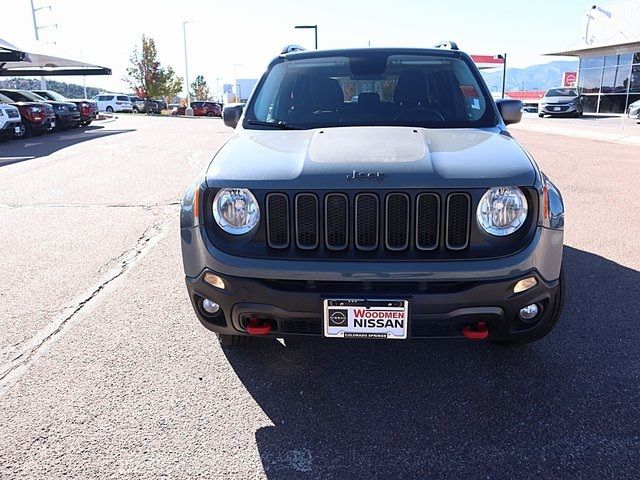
244, 51, 497, 130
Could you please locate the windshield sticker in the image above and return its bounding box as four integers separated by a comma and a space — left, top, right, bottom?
460, 85, 479, 97
471, 98, 481, 109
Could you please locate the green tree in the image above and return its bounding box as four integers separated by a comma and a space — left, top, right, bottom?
125, 35, 182, 101
190, 75, 212, 101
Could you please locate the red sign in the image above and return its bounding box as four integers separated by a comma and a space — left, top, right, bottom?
563, 71, 577, 87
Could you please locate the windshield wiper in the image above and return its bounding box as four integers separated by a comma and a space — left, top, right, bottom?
245, 119, 301, 130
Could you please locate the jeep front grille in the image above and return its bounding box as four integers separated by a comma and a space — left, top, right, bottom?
265, 191, 471, 253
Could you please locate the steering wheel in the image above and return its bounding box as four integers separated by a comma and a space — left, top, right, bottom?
394, 107, 445, 123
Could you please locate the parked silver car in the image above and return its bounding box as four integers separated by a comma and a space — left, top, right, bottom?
538, 88, 583, 117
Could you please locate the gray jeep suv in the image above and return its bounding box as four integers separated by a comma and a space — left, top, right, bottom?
180, 45, 565, 346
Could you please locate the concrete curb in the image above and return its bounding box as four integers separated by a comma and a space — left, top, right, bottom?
510, 122, 640, 146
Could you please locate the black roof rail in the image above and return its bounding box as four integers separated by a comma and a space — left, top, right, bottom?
281, 44, 306, 54
433, 41, 459, 51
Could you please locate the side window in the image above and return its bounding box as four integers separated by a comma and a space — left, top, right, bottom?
117, 96, 129, 101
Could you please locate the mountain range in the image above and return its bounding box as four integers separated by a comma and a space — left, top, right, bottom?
480, 60, 579, 93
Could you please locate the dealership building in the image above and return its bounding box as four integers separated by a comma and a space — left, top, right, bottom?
549, 0, 640, 114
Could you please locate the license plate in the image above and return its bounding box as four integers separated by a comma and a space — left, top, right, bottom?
323, 299, 408, 340
51, 121, 56, 127
553, 107, 561, 111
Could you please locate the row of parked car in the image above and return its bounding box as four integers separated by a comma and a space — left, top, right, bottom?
91, 93, 168, 114
0, 88, 99, 142
90, 93, 223, 118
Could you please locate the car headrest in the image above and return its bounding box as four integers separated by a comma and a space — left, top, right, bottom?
357, 92, 381, 108
310, 77, 344, 110
393, 69, 428, 108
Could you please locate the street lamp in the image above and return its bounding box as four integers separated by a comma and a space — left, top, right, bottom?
294, 25, 318, 49
183, 20, 193, 110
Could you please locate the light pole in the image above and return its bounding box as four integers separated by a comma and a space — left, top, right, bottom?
234, 63, 242, 102
183, 20, 192, 111
29, 0, 57, 89
294, 25, 318, 49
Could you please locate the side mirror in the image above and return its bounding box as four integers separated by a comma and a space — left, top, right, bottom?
495, 99, 522, 126
223, 104, 244, 129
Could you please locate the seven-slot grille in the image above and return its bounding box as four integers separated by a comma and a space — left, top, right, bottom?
265, 192, 471, 253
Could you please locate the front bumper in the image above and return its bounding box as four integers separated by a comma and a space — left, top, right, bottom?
0, 120, 22, 138
182, 225, 563, 341
539, 103, 577, 115
56, 112, 82, 126
186, 268, 560, 342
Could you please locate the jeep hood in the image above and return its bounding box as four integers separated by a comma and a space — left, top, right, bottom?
206, 126, 536, 189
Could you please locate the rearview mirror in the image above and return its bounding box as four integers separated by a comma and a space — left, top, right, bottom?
495, 99, 522, 126
223, 104, 244, 129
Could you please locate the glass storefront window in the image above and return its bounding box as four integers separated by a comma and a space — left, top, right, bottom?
581, 95, 598, 113
633, 52, 640, 63
599, 94, 627, 113
579, 68, 602, 94
581, 56, 604, 68
604, 54, 617, 66
619, 53, 633, 65
614, 65, 631, 93
630, 65, 640, 92
601, 67, 616, 93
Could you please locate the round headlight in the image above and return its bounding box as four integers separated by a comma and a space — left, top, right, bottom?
477, 186, 528, 236
213, 188, 260, 234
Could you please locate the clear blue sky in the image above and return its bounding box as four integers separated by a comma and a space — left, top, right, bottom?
4, 0, 596, 93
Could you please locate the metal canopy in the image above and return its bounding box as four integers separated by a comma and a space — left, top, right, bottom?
0, 38, 111, 77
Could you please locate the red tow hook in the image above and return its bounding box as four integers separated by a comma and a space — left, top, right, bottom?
462, 321, 489, 340
246, 316, 271, 335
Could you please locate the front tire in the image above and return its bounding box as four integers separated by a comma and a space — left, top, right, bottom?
538, 113, 544, 117
217, 333, 253, 347
106, 106, 114, 113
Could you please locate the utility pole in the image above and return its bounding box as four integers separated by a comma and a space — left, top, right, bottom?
501, 53, 507, 99
183, 20, 192, 114
29, 0, 56, 89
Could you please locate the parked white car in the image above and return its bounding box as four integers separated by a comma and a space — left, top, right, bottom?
0, 102, 23, 142
627, 99, 640, 119
91, 93, 133, 113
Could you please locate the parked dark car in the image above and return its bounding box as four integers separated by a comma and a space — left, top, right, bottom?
192, 101, 223, 117
538, 88, 583, 117
0, 91, 55, 136
32, 90, 98, 126
149, 99, 166, 111
0, 89, 80, 130
181, 45, 565, 347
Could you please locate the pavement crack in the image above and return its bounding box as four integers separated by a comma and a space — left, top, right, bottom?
0, 214, 174, 396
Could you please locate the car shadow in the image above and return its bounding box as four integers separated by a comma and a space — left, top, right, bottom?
0, 125, 135, 167
222, 246, 640, 479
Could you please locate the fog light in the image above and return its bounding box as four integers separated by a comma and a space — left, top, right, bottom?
203, 272, 225, 290
514, 276, 537, 294
202, 298, 220, 314
519, 303, 539, 321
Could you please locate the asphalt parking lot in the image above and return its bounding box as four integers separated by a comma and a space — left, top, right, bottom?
0, 115, 639, 479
